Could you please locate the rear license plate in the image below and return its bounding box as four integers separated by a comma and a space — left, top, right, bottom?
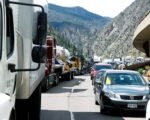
127, 104, 137, 108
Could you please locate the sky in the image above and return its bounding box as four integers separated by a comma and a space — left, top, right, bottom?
48, 0, 135, 18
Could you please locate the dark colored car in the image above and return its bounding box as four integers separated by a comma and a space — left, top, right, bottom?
90, 63, 112, 80
94, 70, 150, 114
92, 69, 107, 85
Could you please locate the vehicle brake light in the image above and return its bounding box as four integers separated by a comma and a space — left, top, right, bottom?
93, 70, 97, 76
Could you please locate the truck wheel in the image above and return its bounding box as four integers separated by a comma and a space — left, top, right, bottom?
16, 85, 41, 120
68, 72, 72, 81
53, 74, 59, 86
42, 78, 49, 92
71, 71, 74, 79
16, 100, 29, 120
9, 110, 16, 120
29, 86, 41, 120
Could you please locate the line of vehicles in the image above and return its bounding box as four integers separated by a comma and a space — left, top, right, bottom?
132, 11, 150, 120
90, 11, 150, 119
42, 36, 84, 92
90, 59, 150, 117
0, 0, 86, 120
1, 0, 150, 120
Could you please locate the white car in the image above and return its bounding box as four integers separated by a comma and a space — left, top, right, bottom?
146, 100, 150, 120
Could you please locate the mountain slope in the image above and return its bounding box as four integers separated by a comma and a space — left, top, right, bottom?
93, 0, 150, 58
48, 4, 112, 56
48, 3, 111, 29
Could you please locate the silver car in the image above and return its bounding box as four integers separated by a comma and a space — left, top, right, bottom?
94, 70, 150, 114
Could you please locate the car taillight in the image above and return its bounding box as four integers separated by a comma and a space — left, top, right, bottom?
93, 70, 97, 76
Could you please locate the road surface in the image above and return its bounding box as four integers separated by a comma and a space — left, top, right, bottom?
41, 74, 145, 120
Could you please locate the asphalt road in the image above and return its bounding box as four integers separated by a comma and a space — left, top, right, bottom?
41, 74, 145, 120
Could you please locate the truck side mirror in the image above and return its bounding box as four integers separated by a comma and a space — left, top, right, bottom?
33, 12, 47, 45
32, 46, 47, 63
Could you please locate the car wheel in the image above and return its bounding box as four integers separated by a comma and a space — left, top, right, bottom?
95, 100, 99, 105
100, 96, 107, 114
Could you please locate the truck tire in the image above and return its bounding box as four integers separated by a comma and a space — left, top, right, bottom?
9, 110, 16, 120
67, 72, 71, 81
71, 71, 74, 80
16, 85, 41, 120
16, 100, 29, 120
29, 85, 41, 120
53, 74, 59, 86
42, 78, 49, 92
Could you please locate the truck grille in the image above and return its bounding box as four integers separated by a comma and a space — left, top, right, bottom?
120, 95, 143, 100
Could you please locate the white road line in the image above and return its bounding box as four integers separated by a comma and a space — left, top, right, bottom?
69, 87, 75, 120
71, 87, 74, 93
70, 111, 75, 120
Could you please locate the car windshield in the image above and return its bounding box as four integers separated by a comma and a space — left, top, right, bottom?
95, 65, 112, 71
105, 73, 146, 85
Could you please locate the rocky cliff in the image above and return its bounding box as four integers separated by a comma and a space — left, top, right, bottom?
93, 0, 150, 58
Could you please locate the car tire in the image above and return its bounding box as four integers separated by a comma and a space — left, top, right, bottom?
95, 94, 99, 105
95, 100, 99, 105
100, 96, 107, 114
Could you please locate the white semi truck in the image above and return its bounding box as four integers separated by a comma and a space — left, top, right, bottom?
0, 0, 48, 120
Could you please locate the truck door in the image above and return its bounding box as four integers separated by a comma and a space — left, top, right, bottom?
0, 1, 16, 119
5, 6, 17, 97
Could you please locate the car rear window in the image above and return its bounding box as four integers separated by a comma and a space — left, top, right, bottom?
95, 65, 112, 71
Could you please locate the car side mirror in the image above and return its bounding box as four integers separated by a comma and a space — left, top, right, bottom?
95, 79, 102, 85
33, 12, 47, 45
32, 46, 47, 63
148, 82, 150, 87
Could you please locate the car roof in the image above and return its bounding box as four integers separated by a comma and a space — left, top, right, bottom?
94, 63, 112, 66
98, 69, 109, 72
105, 70, 139, 74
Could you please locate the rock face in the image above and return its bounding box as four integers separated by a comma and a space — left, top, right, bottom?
93, 0, 150, 58
48, 4, 111, 56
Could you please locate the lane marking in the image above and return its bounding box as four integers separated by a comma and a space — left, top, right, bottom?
69, 87, 75, 120
71, 87, 74, 93
70, 110, 75, 120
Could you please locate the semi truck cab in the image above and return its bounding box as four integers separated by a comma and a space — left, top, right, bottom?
0, 0, 48, 120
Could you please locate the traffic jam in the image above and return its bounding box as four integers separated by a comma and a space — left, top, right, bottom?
0, 0, 150, 120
